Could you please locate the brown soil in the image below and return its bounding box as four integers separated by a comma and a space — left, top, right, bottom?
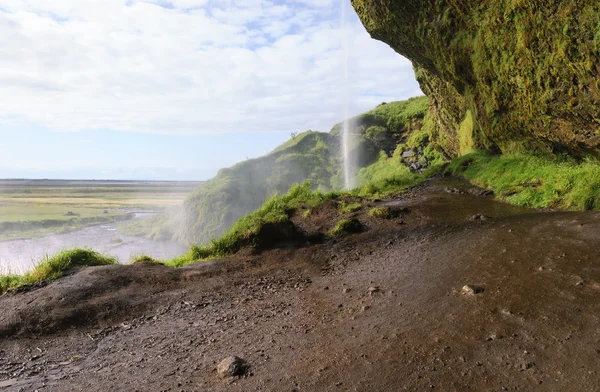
2, 177, 600, 391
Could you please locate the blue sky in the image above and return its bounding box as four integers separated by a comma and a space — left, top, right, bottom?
0, 0, 421, 180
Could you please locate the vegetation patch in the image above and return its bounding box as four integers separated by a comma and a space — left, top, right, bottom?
368, 207, 392, 219
0, 248, 117, 294
339, 201, 362, 214
446, 153, 600, 210
353, 0, 600, 157
327, 218, 364, 238
131, 254, 160, 264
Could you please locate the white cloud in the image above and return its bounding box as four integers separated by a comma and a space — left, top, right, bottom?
0, 0, 420, 135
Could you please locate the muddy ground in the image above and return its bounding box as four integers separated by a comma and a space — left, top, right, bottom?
1, 177, 600, 391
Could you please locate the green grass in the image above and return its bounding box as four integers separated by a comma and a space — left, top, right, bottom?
368, 207, 392, 219
131, 254, 157, 264
355, 145, 446, 198
327, 218, 364, 238
458, 110, 475, 156
407, 130, 429, 148
446, 152, 600, 210
154, 182, 342, 267
339, 201, 362, 214
138, 165, 429, 268
0, 248, 117, 294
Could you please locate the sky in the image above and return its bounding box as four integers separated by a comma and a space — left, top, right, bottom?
0, 0, 422, 181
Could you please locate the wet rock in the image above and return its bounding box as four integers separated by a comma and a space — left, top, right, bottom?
462, 285, 484, 295
217, 356, 249, 378
402, 148, 418, 160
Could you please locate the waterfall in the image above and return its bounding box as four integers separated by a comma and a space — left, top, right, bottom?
341, 0, 354, 190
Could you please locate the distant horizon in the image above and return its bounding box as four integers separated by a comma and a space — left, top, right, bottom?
0, 177, 205, 183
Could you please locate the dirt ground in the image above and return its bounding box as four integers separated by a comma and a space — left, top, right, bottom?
1, 177, 600, 392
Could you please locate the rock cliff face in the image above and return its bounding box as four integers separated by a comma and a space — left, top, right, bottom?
352, 0, 600, 158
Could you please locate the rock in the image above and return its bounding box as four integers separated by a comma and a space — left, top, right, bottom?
462, 285, 484, 295
368, 286, 381, 295
402, 148, 418, 159
352, 0, 600, 158
217, 356, 249, 378
521, 361, 535, 370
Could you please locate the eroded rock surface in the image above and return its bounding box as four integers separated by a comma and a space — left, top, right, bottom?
352, 0, 600, 157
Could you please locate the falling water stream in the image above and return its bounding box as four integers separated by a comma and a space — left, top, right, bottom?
341, 0, 354, 190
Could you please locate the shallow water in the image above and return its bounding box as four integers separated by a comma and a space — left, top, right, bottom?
0, 212, 187, 273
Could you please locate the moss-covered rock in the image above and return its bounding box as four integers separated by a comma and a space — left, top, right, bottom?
352, 0, 600, 158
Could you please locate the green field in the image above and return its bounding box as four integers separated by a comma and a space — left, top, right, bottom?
0, 180, 201, 241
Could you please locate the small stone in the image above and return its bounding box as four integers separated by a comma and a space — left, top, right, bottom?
217, 356, 249, 378
462, 285, 484, 295
343, 288, 351, 294
368, 286, 381, 295
575, 281, 584, 286
521, 362, 535, 370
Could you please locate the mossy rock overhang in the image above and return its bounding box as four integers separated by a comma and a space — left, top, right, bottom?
352, 0, 600, 158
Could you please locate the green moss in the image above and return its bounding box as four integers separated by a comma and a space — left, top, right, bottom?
407, 130, 429, 148
1, 248, 117, 294
352, 0, 600, 158
458, 110, 475, 155
357, 151, 413, 186
131, 255, 161, 264
368, 207, 392, 219
327, 218, 364, 238
339, 202, 362, 214
446, 152, 600, 210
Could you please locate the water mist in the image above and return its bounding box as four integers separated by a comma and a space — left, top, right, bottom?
341, 0, 354, 190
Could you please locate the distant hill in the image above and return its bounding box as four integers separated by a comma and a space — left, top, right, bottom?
120, 96, 432, 245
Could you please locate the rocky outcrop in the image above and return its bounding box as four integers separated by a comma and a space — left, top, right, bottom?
352, 0, 600, 158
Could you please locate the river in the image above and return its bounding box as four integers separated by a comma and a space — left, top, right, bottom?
0, 212, 187, 273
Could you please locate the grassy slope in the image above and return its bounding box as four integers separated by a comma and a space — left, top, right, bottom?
447, 152, 600, 211
124, 131, 343, 245
0, 248, 117, 294
125, 97, 433, 246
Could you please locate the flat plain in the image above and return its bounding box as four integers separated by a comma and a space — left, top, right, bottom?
0, 179, 201, 241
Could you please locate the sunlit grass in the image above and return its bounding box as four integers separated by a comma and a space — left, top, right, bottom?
446, 152, 600, 210
0, 248, 117, 294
